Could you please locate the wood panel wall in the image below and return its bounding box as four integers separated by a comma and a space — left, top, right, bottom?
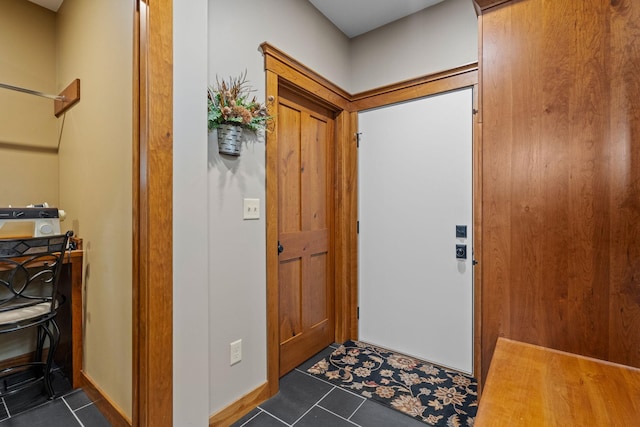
479, 0, 640, 381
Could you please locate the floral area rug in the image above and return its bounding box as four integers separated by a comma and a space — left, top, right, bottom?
307, 340, 477, 426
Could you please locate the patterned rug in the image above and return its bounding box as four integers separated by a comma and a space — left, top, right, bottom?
307, 340, 477, 426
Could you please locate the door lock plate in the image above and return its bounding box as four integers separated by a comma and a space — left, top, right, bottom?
456, 244, 467, 259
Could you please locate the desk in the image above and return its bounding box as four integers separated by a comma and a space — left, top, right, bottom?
55, 250, 83, 388
475, 338, 640, 426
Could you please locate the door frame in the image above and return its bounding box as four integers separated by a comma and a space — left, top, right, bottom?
262, 43, 358, 396
262, 44, 482, 396
357, 86, 476, 375
133, 1, 173, 426
351, 63, 482, 385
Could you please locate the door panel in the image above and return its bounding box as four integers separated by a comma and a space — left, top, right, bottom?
278, 90, 335, 376
358, 88, 474, 374
279, 259, 302, 343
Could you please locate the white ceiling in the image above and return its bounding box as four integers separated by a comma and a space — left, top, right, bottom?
27, 0, 63, 12
308, 0, 446, 38
27, 0, 446, 39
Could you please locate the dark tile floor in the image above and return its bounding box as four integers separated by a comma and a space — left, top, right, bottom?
0, 367, 111, 426
231, 345, 426, 427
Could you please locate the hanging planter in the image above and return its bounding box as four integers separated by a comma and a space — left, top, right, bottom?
217, 123, 243, 156
207, 71, 273, 157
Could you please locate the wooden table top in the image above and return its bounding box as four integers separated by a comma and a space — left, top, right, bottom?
475, 338, 640, 426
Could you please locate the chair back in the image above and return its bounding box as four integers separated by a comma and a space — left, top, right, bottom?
0, 231, 72, 323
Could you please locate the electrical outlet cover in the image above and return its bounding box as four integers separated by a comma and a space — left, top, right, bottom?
230, 339, 242, 365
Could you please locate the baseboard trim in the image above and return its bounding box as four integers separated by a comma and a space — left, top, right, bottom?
80, 371, 132, 427
209, 382, 270, 426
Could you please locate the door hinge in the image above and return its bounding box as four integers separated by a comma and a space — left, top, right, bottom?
356, 132, 362, 148
357, 221, 359, 234
357, 306, 360, 319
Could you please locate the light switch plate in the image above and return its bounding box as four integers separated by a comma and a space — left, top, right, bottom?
243, 198, 260, 220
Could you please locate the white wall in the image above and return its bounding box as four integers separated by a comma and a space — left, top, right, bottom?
207, 0, 350, 414
350, 0, 478, 93
174, 1, 210, 426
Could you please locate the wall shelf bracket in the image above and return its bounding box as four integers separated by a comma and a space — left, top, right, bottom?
54, 79, 81, 117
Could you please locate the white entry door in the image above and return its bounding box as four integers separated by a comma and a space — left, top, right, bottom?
358, 87, 473, 374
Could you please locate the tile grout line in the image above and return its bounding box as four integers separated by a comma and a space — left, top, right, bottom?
313, 404, 362, 426
62, 396, 85, 427
346, 397, 367, 421
238, 408, 263, 427
256, 407, 293, 426
0, 397, 9, 421
72, 400, 95, 412
294, 368, 368, 401
290, 386, 336, 426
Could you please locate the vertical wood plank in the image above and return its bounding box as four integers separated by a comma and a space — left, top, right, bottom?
481, 3, 513, 381
608, 0, 640, 365
564, 0, 610, 358
480, 0, 640, 382
334, 111, 358, 343
135, 0, 173, 425
265, 70, 280, 396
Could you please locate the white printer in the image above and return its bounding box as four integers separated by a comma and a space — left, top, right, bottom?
0, 204, 65, 238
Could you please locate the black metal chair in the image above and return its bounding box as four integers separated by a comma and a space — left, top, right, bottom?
0, 231, 73, 399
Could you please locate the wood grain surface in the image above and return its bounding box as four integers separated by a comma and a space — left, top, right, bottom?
134, 0, 173, 425
479, 0, 640, 382
476, 338, 640, 426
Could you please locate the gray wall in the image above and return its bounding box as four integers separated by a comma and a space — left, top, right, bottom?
174, 1, 210, 425
180, 0, 479, 418
350, 0, 478, 93
206, 0, 351, 414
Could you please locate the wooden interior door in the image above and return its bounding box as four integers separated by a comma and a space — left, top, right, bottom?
277, 86, 335, 376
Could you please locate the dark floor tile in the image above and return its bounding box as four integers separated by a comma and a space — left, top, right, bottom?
62, 389, 91, 411
2, 383, 49, 416
317, 388, 364, 419
75, 403, 112, 427
0, 400, 7, 421
230, 407, 261, 426
238, 410, 288, 427
294, 406, 356, 427
2, 370, 71, 417
0, 399, 79, 427
259, 370, 332, 425
350, 399, 426, 427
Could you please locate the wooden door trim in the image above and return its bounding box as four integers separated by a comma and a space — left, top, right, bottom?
134, 1, 173, 426
261, 43, 351, 110
472, 0, 512, 14
262, 43, 356, 396
350, 63, 478, 111
263, 43, 482, 397
354, 67, 482, 383
260, 43, 482, 408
